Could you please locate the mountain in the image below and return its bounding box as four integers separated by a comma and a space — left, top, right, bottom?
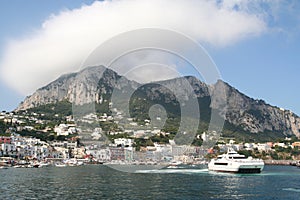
16, 66, 300, 140
18, 66, 138, 108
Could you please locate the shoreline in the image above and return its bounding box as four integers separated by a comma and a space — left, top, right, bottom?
263, 160, 298, 166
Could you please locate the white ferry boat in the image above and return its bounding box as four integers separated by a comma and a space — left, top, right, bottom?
208, 149, 264, 173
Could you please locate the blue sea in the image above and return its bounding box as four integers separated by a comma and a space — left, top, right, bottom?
1, 165, 300, 199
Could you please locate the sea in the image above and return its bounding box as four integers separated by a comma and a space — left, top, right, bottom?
1, 165, 300, 200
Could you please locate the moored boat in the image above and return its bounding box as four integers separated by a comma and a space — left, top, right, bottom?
39, 162, 50, 168
64, 158, 84, 166
55, 163, 67, 167
167, 161, 183, 169
296, 161, 300, 168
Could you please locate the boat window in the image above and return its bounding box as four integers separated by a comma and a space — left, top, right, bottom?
233, 157, 246, 159
215, 163, 228, 166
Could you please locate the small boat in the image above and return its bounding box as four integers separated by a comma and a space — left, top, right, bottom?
167, 161, 182, 169
64, 159, 84, 166
296, 161, 300, 168
39, 162, 50, 168
55, 163, 67, 167
76, 161, 84, 166
208, 148, 264, 173
29, 161, 41, 168
32, 164, 40, 168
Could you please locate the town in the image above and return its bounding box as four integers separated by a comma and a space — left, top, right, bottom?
1, 110, 300, 168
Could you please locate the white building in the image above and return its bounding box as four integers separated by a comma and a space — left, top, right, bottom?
114, 138, 133, 147
51, 147, 69, 159
244, 143, 254, 150
274, 142, 287, 148
51, 141, 77, 149
54, 124, 78, 136
255, 143, 272, 152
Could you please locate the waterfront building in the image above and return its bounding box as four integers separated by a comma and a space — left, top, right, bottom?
0, 143, 17, 156
86, 148, 111, 162
110, 147, 125, 160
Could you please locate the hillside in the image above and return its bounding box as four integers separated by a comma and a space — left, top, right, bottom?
16, 66, 300, 141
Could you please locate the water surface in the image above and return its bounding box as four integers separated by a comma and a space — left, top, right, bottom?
1, 165, 300, 199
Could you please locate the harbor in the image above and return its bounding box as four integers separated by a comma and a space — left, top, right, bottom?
1, 164, 300, 199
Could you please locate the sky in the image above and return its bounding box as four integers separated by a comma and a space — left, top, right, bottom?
0, 0, 299, 115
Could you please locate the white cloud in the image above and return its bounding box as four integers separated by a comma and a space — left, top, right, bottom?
0, 0, 268, 95
124, 64, 180, 84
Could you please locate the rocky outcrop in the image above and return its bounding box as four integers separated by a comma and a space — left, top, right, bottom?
17, 66, 106, 110
211, 81, 300, 137
17, 66, 138, 110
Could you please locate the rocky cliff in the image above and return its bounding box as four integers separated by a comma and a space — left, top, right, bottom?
17, 66, 139, 109
212, 81, 300, 137
16, 66, 300, 138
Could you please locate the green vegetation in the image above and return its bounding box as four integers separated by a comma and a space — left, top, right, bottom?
222, 121, 286, 143
237, 146, 300, 160
0, 120, 10, 136
17, 129, 78, 142
23, 96, 291, 144
17, 79, 293, 145
27, 100, 72, 119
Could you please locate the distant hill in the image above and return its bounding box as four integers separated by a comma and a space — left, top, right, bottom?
17, 66, 300, 142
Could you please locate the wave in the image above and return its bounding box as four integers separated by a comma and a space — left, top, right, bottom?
282, 188, 300, 193
135, 168, 209, 174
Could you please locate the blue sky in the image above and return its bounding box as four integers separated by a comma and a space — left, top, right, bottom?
0, 0, 300, 115
0, 0, 95, 111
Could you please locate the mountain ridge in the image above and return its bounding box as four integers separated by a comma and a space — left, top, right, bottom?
16, 66, 300, 139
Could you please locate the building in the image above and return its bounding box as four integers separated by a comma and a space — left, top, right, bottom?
86, 148, 111, 162
292, 142, 300, 148
0, 143, 17, 156
255, 143, 272, 152
54, 124, 77, 136
114, 138, 133, 147
0, 137, 11, 144
51, 141, 77, 149
124, 148, 133, 162
110, 147, 125, 160
22, 145, 50, 160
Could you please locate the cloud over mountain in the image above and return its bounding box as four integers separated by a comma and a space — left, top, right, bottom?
0, 0, 268, 95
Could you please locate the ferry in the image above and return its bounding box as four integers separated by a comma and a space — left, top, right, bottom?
208, 148, 264, 173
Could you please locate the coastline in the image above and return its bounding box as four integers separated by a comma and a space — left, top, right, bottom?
263, 160, 297, 166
